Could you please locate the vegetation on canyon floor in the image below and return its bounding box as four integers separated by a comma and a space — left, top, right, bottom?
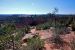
0, 14, 75, 50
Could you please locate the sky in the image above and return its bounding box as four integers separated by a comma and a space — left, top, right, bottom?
0, 0, 75, 14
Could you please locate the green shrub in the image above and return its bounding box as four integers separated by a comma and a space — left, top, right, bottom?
23, 36, 44, 50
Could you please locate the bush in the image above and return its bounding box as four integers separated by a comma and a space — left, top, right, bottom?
23, 36, 44, 50
70, 39, 75, 50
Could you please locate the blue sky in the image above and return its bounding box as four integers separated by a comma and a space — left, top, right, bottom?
0, 0, 75, 14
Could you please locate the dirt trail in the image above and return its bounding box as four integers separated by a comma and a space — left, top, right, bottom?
22, 28, 75, 50
38, 30, 75, 50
